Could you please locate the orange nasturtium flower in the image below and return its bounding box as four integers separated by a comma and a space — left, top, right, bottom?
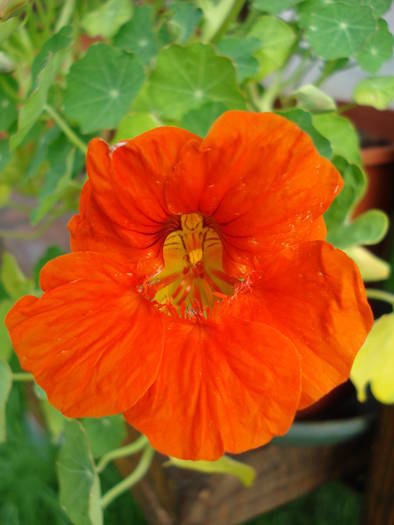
6, 111, 372, 460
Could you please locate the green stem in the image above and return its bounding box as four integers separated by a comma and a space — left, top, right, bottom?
55, 0, 76, 31
13, 372, 34, 382
366, 289, 394, 306
257, 74, 282, 112
44, 104, 87, 155
200, 0, 247, 42
96, 435, 149, 473
100, 444, 154, 510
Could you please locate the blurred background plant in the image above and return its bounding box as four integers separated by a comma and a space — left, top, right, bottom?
0, 0, 393, 524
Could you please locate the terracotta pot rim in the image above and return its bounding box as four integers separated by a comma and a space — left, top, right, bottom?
361, 142, 394, 167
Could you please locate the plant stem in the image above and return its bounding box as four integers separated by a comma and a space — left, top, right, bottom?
200, 0, 247, 42
44, 104, 87, 155
13, 372, 34, 382
96, 435, 149, 473
257, 74, 282, 112
100, 444, 154, 510
55, 0, 76, 31
366, 289, 394, 306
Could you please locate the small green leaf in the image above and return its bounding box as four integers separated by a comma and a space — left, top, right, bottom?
324, 157, 366, 230
33, 245, 65, 288
312, 113, 361, 166
327, 209, 388, 248
0, 359, 12, 442
57, 420, 103, 525
81, 0, 133, 39
293, 84, 336, 112
345, 246, 391, 282
167, 1, 203, 43
166, 455, 255, 487
248, 15, 296, 78
304, 3, 376, 59
278, 108, 332, 158
82, 416, 126, 459
141, 43, 245, 121
216, 36, 261, 82
351, 313, 394, 404
357, 19, 393, 74
253, 0, 302, 14
181, 101, 227, 136
0, 252, 32, 298
0, 299, 13, 361
351, 0, 392, 17
113, 111, 159, 142
31, 25, 73, 90
354, 76, 394, 110
10, 28, 71, 149
41, 400, 66, 442
64, 43, 145, 133
0, 76, 17, 130
113, 5, 158, 66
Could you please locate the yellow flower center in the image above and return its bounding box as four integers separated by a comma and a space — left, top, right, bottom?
147, 213, 236, 312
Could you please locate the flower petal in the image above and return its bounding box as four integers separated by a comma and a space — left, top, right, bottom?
124, 316, 300, 460
228, 241, 373, 409
165, 111, 342, 276
6, 252, 164, 417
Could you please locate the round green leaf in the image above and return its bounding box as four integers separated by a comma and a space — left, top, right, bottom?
57, 421, 103, 525
113, 5, 159, 66
249, 15, 296, 78
357, 19, 393, 74
81, 0, 133, 39
64, 43, 145, 133
305, 3, 376, 59
327, 209, 388, 248
167, 1, 203, 43
82, 416, 126, 459
254, 0, 302, 14
142, 43, 245, 121
312, 113, 361, 166
113, 111, 159, 142
181, 101, 228, 136
354, 76, 394, 110
216, 36, 261, 82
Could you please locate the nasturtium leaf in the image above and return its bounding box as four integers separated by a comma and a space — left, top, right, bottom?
293, 84, 336, 113
167, 1, 203, 43
33, 245, 65, 288
113, 112, 159, 142
0, 139, 11, 171
347, 0, 392, 17
357, 19, 393, 74
345, 246, 391, 282
81, 0, 133, 39
0, 299, 13, 361
0, 76, 17, 130
31, 25, 73, 90
41, 400, 66, 442
64, 43, 145, 133
142, 43, 245, 121
166, 456, 255, 487
82, 416, 126, 459
57, 421, 102, 525
0, 360, 12, 443
304, 3, 376, 59
354, 76, 394, 110
216, 36, 261, 82
253, 0, 302, 14
312, 113, 361, 166
10, 28, 71, 150
181, 101, 228, 136
327, 209, 388, 248
351, 313, 394, 404
278, 108, 332, 159
113, 5, 158, 66
248, 15, 296, 78
324, 157, 365, 229
0, 252, 32, 299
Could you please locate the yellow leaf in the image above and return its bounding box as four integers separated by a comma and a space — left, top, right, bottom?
351, 313, 394, 404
